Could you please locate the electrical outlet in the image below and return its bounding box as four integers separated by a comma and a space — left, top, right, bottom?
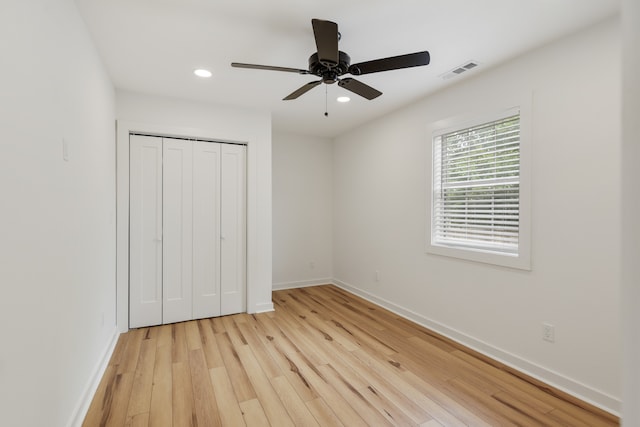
374, 270, 380, 282
542, 323, 555, 343
309, 261, 315, 269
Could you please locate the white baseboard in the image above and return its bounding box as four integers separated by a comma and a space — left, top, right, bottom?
272, 278, 333, 291
253, 301, 275, 313
67, 327, 120, 427
331, 278, 621, 417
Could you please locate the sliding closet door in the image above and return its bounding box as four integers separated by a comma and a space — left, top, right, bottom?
192, 141, 221, 319
162, 139, 193, 324
220, 144, 246, 315
129, 135, 163, 328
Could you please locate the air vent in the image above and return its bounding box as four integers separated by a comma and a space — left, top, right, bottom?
441, 60, 480, 80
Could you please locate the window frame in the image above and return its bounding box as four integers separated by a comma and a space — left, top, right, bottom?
426, 105, 531, 270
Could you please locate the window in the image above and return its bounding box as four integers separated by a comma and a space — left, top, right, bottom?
428, 107, 530, 269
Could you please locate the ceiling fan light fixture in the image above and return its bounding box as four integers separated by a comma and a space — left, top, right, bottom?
337, 96, 351, 103
231, 19, 430, 102
194, 68, 212, 78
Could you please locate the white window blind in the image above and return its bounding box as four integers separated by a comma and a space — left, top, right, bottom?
432, 113, 520, 255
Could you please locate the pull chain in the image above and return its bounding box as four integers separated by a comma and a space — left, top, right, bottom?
324, 84, 328, 117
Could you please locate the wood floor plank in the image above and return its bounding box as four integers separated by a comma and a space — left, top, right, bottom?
316, 363, 395, 427
84, 285, 619, 427
156, 324, 172, 348
302, 287, 390, 333
235, 345, 296, 427
339, 349, 434, 424
82, 365, 117, 427
214, 331, 257, 402
313, 286, 417, 338
547, 408, 595, 427
117, 328, 144, 374
306, 397, 345, 427
309, 340, 370, 392
402, 367, 496, 427
281, 293, 368, 356
277, 291, 360, 353
239, 399, 270, 426
443, 376, 538, 426
249, 313, 320, 402
451, 349, 617, 425
189, 349, 222, 426
108, 332, 129, 368
210, 316, 226, 334
295, 288, 399, 355
359, 382, 423, 426
126, 412, 148, 427
209, 367, 246, 427
420, 420, 444, 427
171, 323, 189, 364
101, 372, 135, 426
199, 318, 225, 369
280, 348, 370, 427
185, 320, 203, 350
149, 342, 172, 427
141, 326, 157, 341
221, 315, 249, 348
271, 298, 310, 333
236, 320, 283, 379
492, 391, 567, 427
550, 401, 617, 427
234, 312, 251, 324
171, 361, 196, 426
270, 375, 320, 426
125, 338, 156, 418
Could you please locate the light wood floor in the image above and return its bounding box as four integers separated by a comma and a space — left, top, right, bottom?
84, 285, 618, 426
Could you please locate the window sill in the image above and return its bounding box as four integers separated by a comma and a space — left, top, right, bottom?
426, 242, 531, 270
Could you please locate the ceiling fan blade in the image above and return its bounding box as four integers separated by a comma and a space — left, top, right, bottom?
348, 51, 430, 75
283, 80, 323, 100
231, 62, 309, 74
311, 19, 339, 67
338, 78, 382, 100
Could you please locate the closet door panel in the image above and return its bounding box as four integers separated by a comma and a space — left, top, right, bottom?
162, 139, 193, 324
129, 135, 163, 328
192, 141, 221, 319
220, 144, 246, 315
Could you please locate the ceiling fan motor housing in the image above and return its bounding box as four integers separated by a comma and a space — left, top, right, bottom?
309, 51, 351, 83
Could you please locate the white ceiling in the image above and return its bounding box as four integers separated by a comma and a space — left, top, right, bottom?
75, 0, 619, 138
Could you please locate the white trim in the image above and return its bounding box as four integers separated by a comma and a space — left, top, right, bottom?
431, 106, 520, 139
66, 327, 120, 427
331, 278, 621, 416
426, 98, 532, 271
272, 278, 334, 291
253, 302, 275, 313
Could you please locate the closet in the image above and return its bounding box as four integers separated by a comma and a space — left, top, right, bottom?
129, 134, 246, 328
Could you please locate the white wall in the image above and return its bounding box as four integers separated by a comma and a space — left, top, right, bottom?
621, 0, 640, 425
333, 18, 621, 413
0, 1, 117, 426
115, 90, 274, 330
272, 132, 333, 289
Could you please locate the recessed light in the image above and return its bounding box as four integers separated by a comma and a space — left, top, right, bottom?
337, 96, 350, 103
194, 68, 212, 78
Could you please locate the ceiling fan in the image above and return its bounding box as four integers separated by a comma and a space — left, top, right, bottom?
231, 19, 430, 101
